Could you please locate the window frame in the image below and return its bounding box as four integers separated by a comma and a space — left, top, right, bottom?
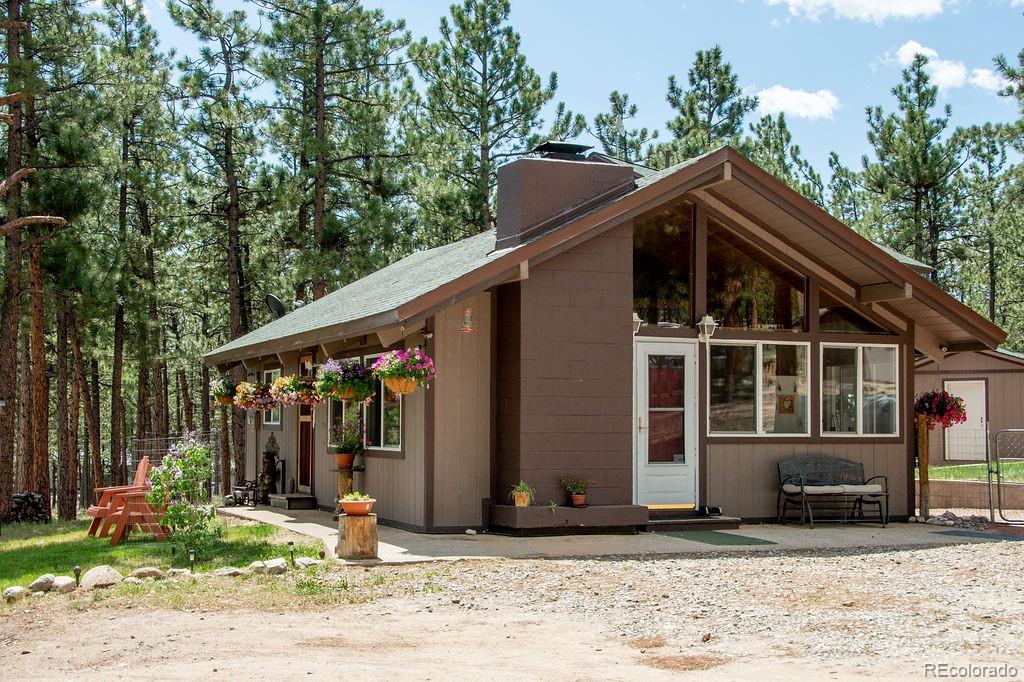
262, 368, 281, 426
706, 339, 811, 437
362, 352, 402, 452
820, 342, 900, 437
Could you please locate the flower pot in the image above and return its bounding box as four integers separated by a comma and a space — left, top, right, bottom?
571, 494, 587, 508
335, 452, 355, 470
215, 395, 233, 407
334, 386, 357, 401
384, 377, 417, 395
340, 498, 376, 516
512, 491, 530, 508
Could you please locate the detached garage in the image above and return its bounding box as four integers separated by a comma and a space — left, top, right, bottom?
915, 349, 1024, 463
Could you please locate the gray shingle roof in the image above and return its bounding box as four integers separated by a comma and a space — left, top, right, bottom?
205, 229, 500, 361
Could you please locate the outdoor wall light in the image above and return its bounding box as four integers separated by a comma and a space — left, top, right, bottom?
458, 306, 475, 334
632, 313, 643, 335
697, 315, 719, 343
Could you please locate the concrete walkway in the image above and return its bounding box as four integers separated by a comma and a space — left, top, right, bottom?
217, 505, 1012, 565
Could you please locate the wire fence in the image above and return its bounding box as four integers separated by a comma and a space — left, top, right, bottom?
129, 433, 226, 501
943, 426, 989, 461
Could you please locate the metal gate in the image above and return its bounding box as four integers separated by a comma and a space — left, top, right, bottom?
990, 429, 1024, 524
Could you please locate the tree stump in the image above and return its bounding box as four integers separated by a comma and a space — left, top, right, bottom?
917, 413, 930, 519
334, 469, 353, 519
337, 513, 378, 560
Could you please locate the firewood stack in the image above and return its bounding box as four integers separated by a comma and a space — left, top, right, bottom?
3, 492, 51, 523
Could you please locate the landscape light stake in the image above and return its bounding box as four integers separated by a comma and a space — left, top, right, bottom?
288, 541, 295, 566
188, 549, 195, 572
73, 565, 81, 586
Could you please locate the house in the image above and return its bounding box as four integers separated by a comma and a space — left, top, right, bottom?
915, 348, 1024, 463
204, 143, 1006, 532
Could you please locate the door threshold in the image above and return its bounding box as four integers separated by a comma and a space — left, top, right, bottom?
645, 503, 696, 510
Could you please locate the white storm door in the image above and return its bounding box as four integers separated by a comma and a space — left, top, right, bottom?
635, 340, 698, 506
944, 379, 987, 461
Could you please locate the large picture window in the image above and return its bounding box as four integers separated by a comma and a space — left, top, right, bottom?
707, 219, 805, 332
262, 368, 281, 426
709, 342, 809, 435
633, 199, 692, 327
821, 344, 898, 436
363, 354, 401, 450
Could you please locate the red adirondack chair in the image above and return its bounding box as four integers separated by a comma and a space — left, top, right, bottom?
86, 456, 152, 537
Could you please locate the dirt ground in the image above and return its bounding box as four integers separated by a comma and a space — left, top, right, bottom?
3, 539, 1023, 680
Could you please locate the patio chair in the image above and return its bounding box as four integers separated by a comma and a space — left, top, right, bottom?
86, 456, 152, 537
104, 489, 169, 546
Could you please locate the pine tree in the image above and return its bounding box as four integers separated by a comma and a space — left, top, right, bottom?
745, 112, 823, 204
653, 45, 757, 167
410, 0, 557, 241
591, 91, 657, 163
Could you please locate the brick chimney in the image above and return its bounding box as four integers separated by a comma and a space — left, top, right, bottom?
495, 142, 635, 249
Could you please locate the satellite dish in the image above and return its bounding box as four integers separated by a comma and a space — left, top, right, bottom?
265, 294, 286, 320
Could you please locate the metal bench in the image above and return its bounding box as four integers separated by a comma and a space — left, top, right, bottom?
777, 456, 888, 527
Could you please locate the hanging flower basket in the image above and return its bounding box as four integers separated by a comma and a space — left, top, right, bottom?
371, 348, 436, 395
234, 382, 276, 411
914, 390, 967, 430
210, 374, 237, 407
316, 358, 374, 402
271, 374, 324, 406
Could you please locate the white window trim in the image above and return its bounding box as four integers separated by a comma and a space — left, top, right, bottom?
363, 352, 402, 451
820, 342, 900, 437
707, 340, 811, 437
262, 368, 282, 426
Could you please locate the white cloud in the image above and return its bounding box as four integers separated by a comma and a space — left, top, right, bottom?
970, 68, 1007, 92
894, 40, 966, 90
764, 0, 944, 23
895, 39, 938, 64
756, 85, 841, 119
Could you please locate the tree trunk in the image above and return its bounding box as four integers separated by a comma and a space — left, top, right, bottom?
152, 354, 165, 440
134, 359, 150, 445
111, 301, 124, 485
16, 315, 30, 490
89, 358, 102, 488
28, 238, 49, 515
201, 364, 210, 436
69, 336, 80, 517
917, 413, 929, 519
219, 404, 230, 495
987, 230, 997, 322
56, 301, 75, 520
179, 368, 194, 433
311, 27, 327, 301
70, 310, 93, 504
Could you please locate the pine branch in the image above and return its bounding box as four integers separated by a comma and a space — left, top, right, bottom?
0, 215, 67, 237
0, 167, 33, 195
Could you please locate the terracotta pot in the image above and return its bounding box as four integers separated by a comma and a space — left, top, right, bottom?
335, 452, 355, 470
215, 395, 233, 407
334, 386, 357, 401
340, 498, 376, 516
571, 494, 587, 508
383, 377, 417, 395
512, 491, 530, 508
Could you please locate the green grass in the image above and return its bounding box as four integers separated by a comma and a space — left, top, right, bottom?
0, 518, 321, 589
919, 461, 1024, 483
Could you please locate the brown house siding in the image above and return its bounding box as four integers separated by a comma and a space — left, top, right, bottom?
916, 351, 1024, 464
496, 221, 635, 507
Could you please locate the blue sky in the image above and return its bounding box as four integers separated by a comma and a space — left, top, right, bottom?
141, 0, 1023, 176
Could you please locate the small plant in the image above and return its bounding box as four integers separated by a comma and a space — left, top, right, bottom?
342, 491, 372, 501
209, 374, 236, 404
371, 348, 436, 386
147, 434, 221, 555
330, 419, 364, 455
560, 478, 593, 495
509, 480, 534, 507
270, 374, 323, 406
317, 358, 375, 402
234, 381, 275, 411
914, 390, 968, 430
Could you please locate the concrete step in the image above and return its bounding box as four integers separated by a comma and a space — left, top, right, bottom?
268, 493, 317, 510
644, 516, 742, 531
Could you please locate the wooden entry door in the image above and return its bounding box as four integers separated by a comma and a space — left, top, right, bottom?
297, 354, 315, 493
634, 339, 698, 506
944, 379, 987, 461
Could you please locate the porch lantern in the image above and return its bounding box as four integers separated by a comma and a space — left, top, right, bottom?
697, 315, 718, 343
458, 306, 475, 334
632, 312, 643, 335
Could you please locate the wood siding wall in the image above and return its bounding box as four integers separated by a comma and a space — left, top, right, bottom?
916, 351, 1024, 463
496, 222, 635, 507
432, 292, 492, 528
362, 387, 425, 528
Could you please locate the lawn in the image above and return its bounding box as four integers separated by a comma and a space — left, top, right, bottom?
922, 460, 1024, 483
0, 518, 321, 590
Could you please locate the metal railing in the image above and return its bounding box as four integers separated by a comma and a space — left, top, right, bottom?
991, 428, 1024, 525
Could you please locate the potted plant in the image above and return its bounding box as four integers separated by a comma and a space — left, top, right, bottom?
270, 374, 324, 406
210, 374, 236, 407
339, 491, 375, 516
560, 478, 594, 508
509, 480, 534, 508
331, 419, 363, 470
234, 381, 276, 411
317, 358, 374, 401
371, 348, 436, 395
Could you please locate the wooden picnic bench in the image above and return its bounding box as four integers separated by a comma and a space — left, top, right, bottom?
86, 456, 152, 537
777, 455, 888, 527
103, 489, 169, 546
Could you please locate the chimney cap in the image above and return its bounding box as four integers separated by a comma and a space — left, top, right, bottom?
531, 141, 593, 157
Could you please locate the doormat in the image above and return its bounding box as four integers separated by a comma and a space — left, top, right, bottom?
935, 529, 1024, 542
663, 530, 777, 546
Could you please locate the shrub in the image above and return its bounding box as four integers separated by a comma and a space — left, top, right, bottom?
147, 435, 221, 553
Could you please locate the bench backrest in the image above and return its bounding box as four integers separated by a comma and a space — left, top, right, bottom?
777, 456, 865, 486
132, 456, 151, 486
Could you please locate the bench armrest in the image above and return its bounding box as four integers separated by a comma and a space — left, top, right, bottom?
780, 474, 804, 493
864, 475, 888, 492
